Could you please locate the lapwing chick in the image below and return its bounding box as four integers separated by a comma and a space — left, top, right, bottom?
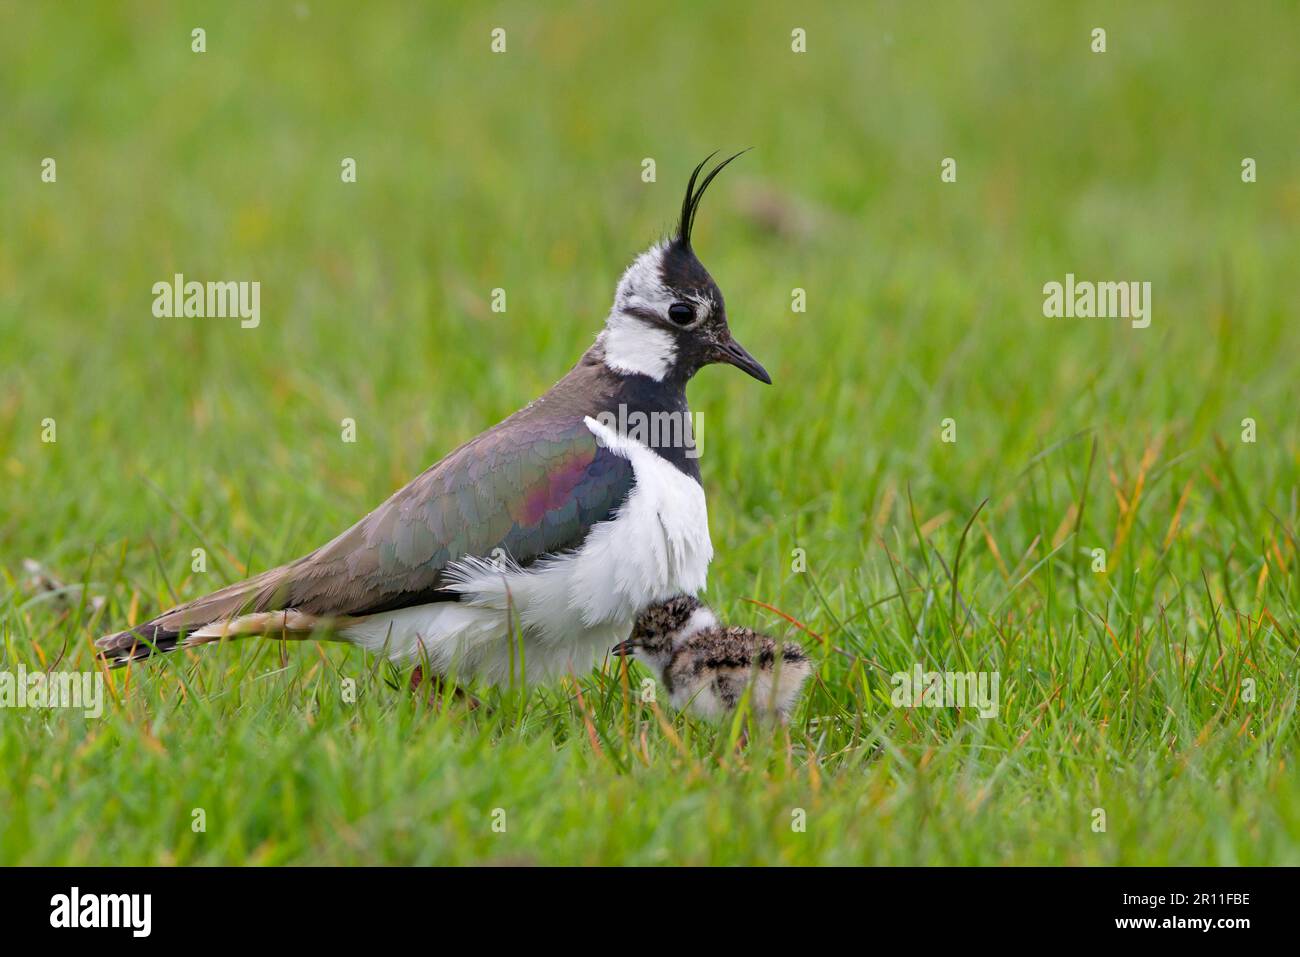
96, 153, 770, 687
612, 595, 811, 721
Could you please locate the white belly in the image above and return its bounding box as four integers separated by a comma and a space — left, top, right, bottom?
339, 417, 713, 685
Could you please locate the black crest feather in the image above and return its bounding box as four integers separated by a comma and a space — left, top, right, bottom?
676, 149, 751, 248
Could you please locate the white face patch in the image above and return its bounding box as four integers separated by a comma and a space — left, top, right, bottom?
616, 242, 675, 314
600, 242, 678, 380
602, 314, 676, 380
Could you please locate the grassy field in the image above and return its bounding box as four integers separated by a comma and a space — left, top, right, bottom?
2, 1, 1299, 865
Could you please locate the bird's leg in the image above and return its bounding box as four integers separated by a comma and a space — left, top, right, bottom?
409, 665, 481, 711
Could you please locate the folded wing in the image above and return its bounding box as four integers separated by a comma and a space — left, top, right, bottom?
97, 416, 634, 661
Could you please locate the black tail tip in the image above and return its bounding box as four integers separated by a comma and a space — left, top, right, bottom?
95, 626, 181, 667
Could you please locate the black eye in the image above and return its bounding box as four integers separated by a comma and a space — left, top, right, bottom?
667, 302, 694, 326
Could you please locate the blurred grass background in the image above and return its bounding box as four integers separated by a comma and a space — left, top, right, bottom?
1, 1, 1299, 864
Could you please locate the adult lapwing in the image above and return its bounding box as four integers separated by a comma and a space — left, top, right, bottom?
97, 153, 770, 685
611, 594, 810, 720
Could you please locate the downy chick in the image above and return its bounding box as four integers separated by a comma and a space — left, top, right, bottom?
612, 595, 810, 721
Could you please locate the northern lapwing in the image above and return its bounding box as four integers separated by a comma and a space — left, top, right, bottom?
612, 595, 811, 721
96, 153, 770, 685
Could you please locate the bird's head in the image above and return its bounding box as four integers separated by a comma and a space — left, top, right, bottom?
611, 594, 719, 672
598, 152, 770, 386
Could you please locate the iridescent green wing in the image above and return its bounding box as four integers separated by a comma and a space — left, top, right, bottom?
276, 416, 634, 616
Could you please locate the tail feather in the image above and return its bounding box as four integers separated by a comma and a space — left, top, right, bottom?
94, 566, 310, 668
95, 623, 185, 666
96, 609, 330, 667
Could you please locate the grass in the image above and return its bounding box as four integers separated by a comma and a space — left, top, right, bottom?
2, 0, 1299, 865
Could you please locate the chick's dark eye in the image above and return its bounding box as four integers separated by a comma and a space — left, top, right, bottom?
667, 302, 694, 326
